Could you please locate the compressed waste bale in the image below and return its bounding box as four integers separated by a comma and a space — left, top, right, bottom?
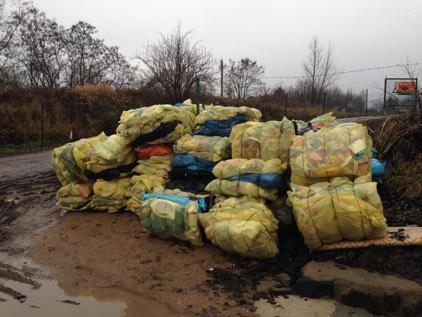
290, 122, 372, 186
116, 105, 195, 144
287, 177, 387, 250
132, 191, 205, 246
230, 117, 295, 166
195, 105, 261, 126
194, 105, 262, 136
174, 135, 231, 161
88, 177, 131, 213
52, 133, 107, 185
134, 144, 173, 160
55, 183, 92, 211
85, 134, 136, 174
206, 159, 283, 200
199, 196, 279, 258
132, 155, 173, 179
293, 112, 336, 135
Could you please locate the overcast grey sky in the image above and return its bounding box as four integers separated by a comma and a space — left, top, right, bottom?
33, 0, 422, 102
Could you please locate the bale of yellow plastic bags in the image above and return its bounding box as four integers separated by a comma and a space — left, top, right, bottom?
55, 183, 92, 211
85, 134, 136, 174
199, 196, 279, 258
132, 190, 204, 246
132, 155, 173, 178
173, 135, 231, 161
205, 159, 283, 200
116, 104, 195, 143
288, 177, 387, 250
230, 117, 295, 166
290, 122, 372, 186
87, 177, 132, 213
195, 105, 261, 126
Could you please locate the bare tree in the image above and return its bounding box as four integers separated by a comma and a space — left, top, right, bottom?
137, 24, 215, 103
402, 61, 421, 119
224, 58, 264, 100
64, 21, 124, 87
0, 0, 25, 86
303, 36, 336, 104
15, 5, 67, 87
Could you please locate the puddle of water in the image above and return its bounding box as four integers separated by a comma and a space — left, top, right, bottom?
0, 277, 177, 317
0, 252, 178, 317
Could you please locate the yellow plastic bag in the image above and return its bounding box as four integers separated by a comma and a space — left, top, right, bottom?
85, 134, 136, 174
290, 122, 372, 186
199, 196, 279, 258
230, 117, 295, 166
55, 183, 92, 211
288, 177, 387, 250
174, 135, 231, 162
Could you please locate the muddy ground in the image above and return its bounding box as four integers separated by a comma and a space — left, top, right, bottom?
0, 150, 421, 316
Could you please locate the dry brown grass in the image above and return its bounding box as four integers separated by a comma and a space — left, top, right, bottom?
371, 116, 422, 199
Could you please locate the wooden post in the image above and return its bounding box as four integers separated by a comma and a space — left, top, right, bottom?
220, 59, 224, 98
284, 93, 288, 117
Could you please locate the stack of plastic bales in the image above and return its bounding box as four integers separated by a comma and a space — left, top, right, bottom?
287, 122, 388, 250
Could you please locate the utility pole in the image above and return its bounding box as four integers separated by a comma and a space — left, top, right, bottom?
220, 59, 224, 98
195, 77, 200, 104
365, 88, 368, 112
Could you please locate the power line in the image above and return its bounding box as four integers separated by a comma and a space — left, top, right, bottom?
262, 62, 422, 80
